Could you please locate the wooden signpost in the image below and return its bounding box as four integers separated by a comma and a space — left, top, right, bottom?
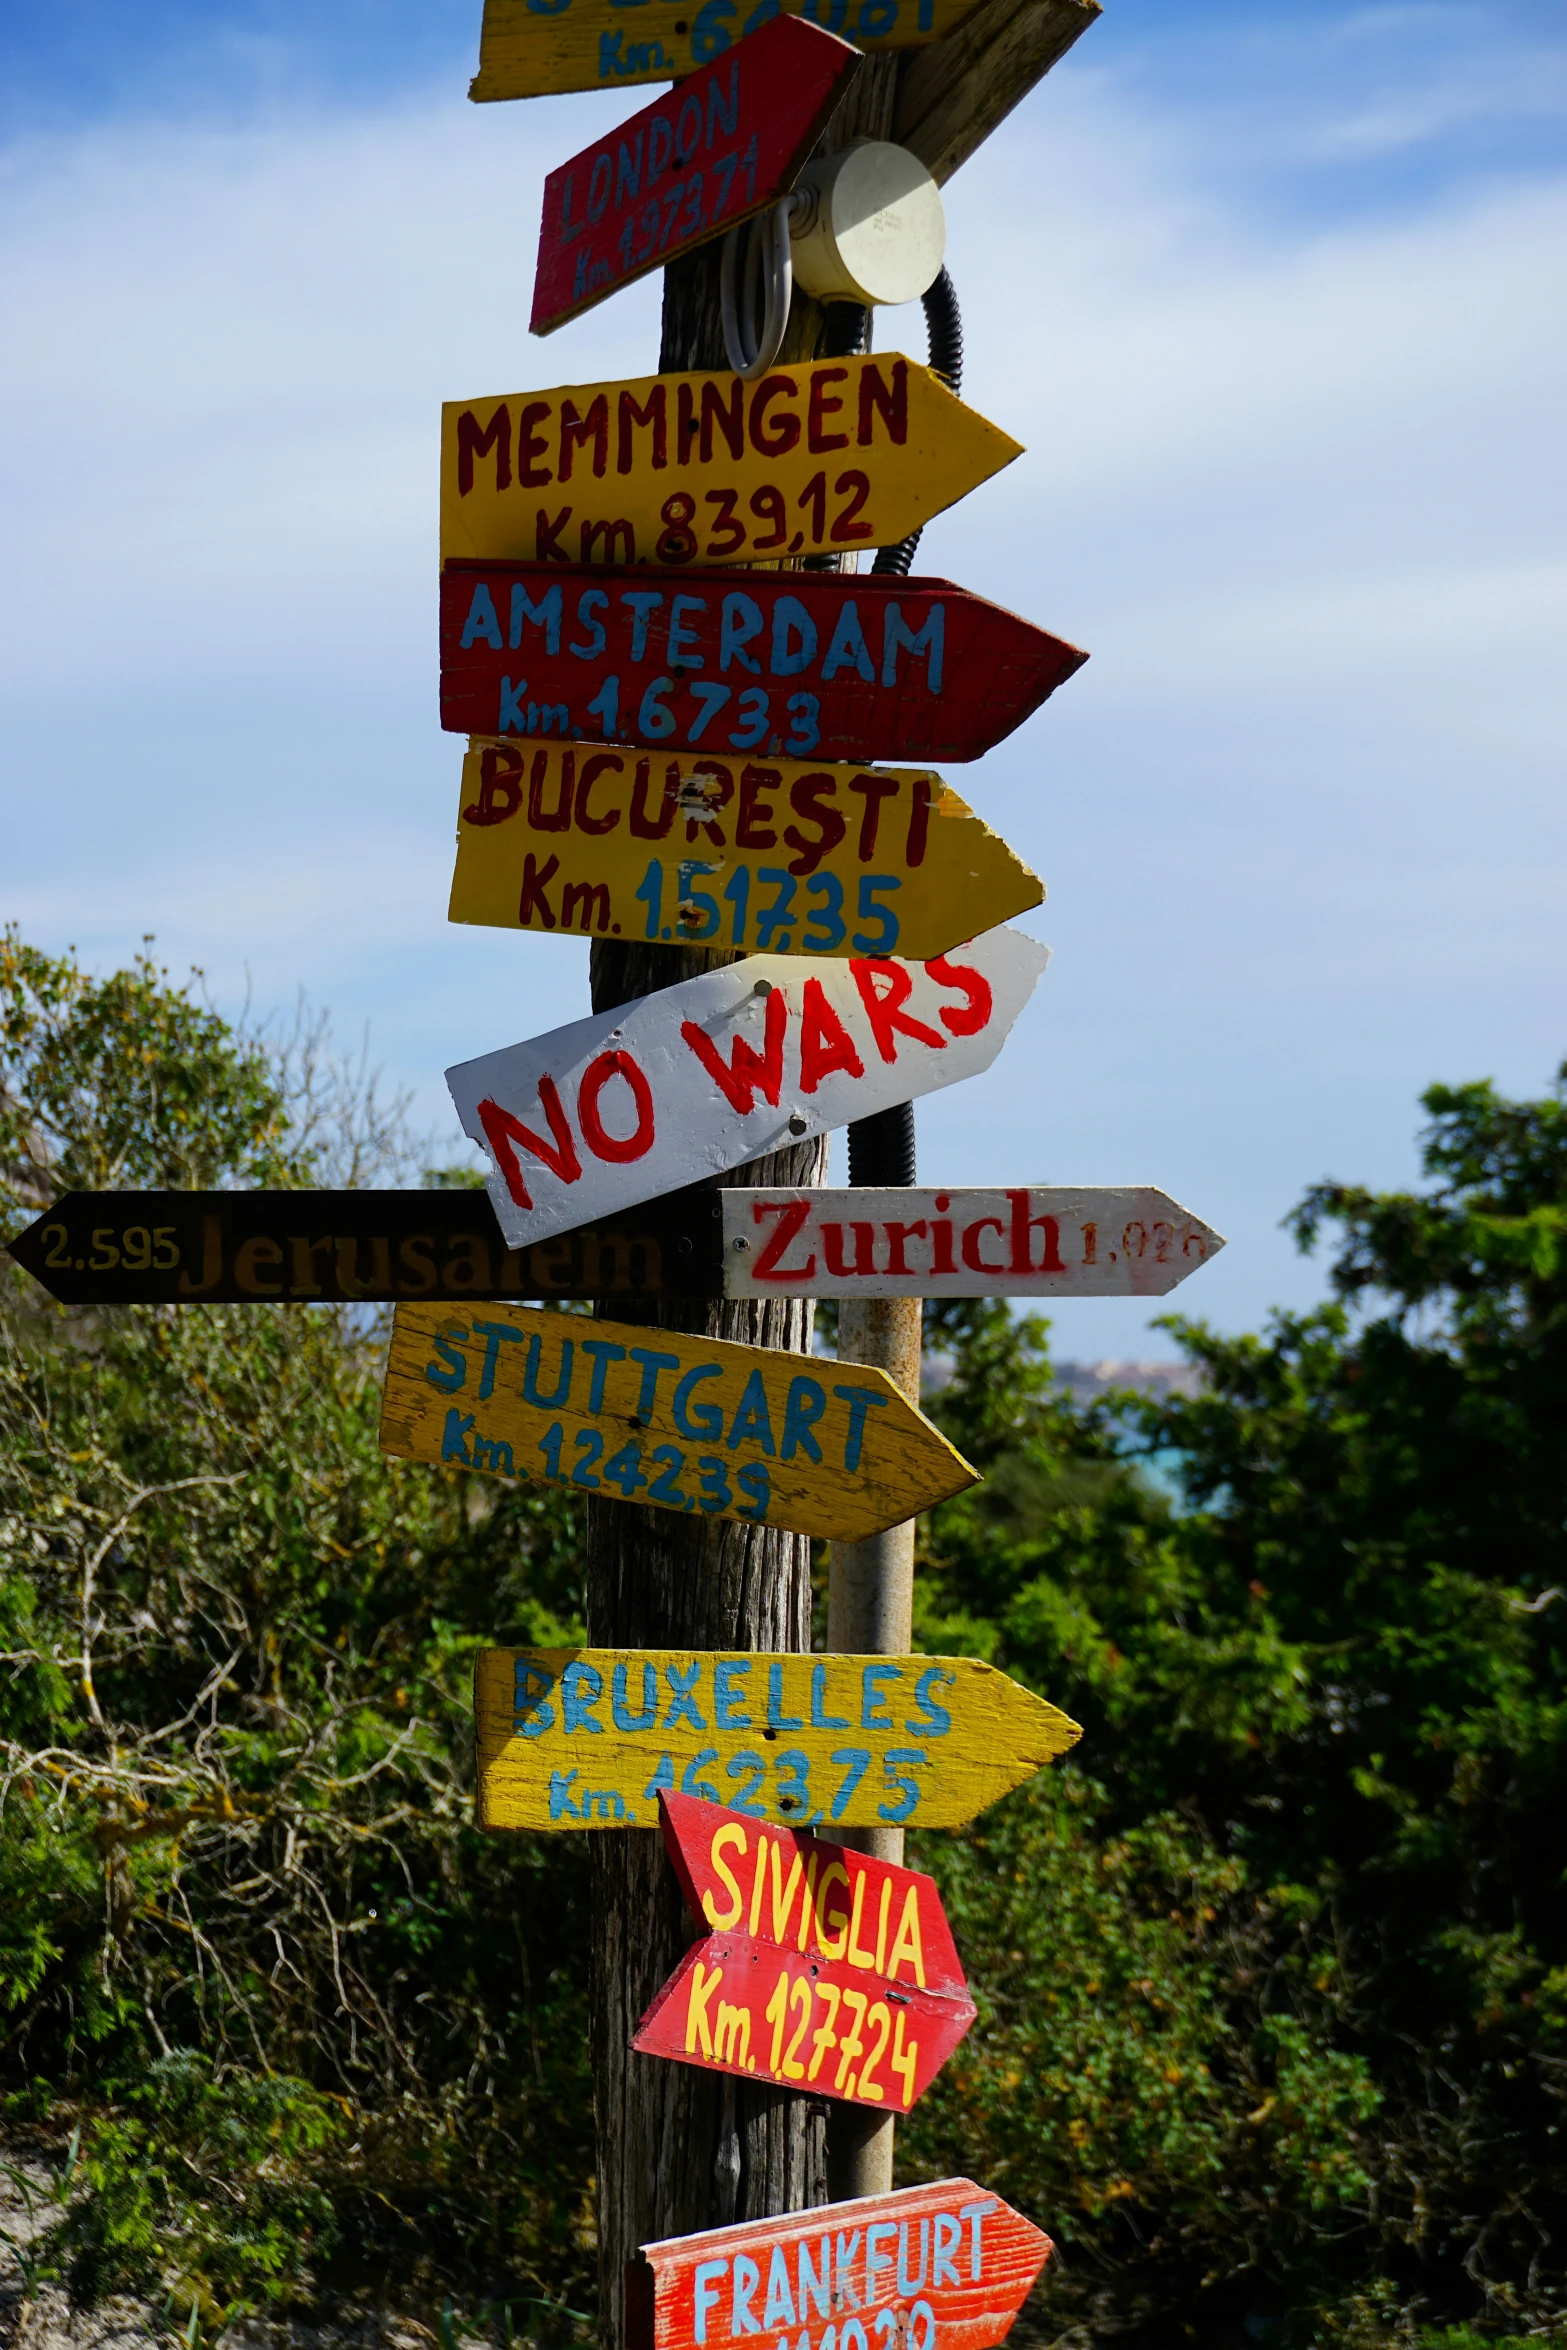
626, 2178, 1054, 2350
473, 1647, 1081, 1829
724, 1185, 1227, 1296
531, 18, 861, 336
2, 1186, 722, 1307
448, 738, 1043, 957
379, 1301, 977, 1540
632, 1792, 976, 2110
440, 358, 1020, 571
439, 562, 1087, 762
471, 0, 987, 105
445, 927, 1049, 1246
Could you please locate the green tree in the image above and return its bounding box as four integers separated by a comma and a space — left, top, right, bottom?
902, 1068, 1567, 2344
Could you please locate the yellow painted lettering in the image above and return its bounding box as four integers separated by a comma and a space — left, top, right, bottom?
815, 1860, 850, 1961
702, 1822, 748, 1929
686, 1959, 723, 2057
887, 1886, 926, 1987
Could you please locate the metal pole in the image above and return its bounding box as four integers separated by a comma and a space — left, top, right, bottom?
826, 1096, 921, 2198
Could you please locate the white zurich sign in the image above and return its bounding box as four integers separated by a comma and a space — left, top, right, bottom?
721, 1185, 1226, 1298
446, 928, 1049, 1248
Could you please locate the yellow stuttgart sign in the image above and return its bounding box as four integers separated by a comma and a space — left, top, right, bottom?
439, 356, 1021, 570
447, 736, 1043, 959
380, 1301, 977, 1541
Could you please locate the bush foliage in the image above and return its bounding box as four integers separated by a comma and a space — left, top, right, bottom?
3, 928, 1566, 2346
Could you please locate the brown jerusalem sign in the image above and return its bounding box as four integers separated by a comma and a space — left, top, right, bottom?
5, 1189, 721, 1307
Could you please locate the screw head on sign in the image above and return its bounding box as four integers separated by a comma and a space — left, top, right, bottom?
732, 1238, 750, 1253
788, 1113, 809, 1135
753, 979, 773, 996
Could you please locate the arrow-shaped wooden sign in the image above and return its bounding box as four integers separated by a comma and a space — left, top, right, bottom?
440, 562, 1086, 763
440, 357, 1020, 571
380, 1302, 976, 1540
532, 18, 860, 336
633, 1792, 975, 2110
627, 2179, 1054, 2350
2, 1187, 721, 1307
446, 927, 1048, 1248
473, 1647, 1081, 1829
448, 737, 1043, 958
724, 1185, 1227, 1296
472, 0, 986, 106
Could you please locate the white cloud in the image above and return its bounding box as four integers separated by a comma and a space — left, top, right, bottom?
1, 47, 1563, 1352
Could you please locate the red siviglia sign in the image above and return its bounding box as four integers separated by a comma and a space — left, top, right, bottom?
627, 2180, 1054, 2350
633, 1792, 975, 2113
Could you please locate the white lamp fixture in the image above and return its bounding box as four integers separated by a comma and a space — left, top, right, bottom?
787, 140, 947, 309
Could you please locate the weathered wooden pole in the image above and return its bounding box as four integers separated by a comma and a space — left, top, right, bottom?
583, 62, 903, 2348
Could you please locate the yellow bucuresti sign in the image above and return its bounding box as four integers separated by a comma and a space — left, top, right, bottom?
474, 1647, 1082, 1830
440, 356, 1021, 571
470, 0, 986, 104
448, 736, 1043, 959
380, 1301, 977, 1540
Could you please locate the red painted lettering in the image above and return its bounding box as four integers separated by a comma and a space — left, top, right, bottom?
618, 383, 667, 474
798, 978, 864, 1094
750, 1200, 817, 1283
1009, 1189, 1066, 1274
701, 378, 745, 463
680, 985, 787, 1114
527, 747, 573, 831
630, 757, 679, 839
736, 764, 780, 849
518, 399, 553, 485
478, 1083, 582, 1210
823, 1223, 877, 1277
457, 405, 511, 496
884, 1220, 929, 1277
750, 374, 801, 458
960, 1218, 1006, 1273
535, 505, 573, 560
856, 359, 908, 448
559, 393, 609, 480
926, 952, 993, 1037
464, 742, 524, 826
807, 366, 850, 453
851, 961, 946, 1063
577, 1051, 656, 1163
848, 772, 899, 860
517, 852, 560, 927
783, 773, 847, 877
574, 751, 623, 835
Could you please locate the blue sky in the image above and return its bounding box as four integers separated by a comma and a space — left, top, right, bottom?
2, 0, 1564, 1355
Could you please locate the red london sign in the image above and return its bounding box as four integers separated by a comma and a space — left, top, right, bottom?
439, 561, 1088, 765
532, 17, 861, 337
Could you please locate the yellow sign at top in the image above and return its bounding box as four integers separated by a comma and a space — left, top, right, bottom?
470, 0, 984, 104
440, 357, 1021, 572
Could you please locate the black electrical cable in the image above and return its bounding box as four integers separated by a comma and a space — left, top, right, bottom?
872, 267, 962, 578
838, 268, 962, 1183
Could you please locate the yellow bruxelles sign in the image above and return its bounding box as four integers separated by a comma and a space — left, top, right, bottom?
473, 1647, 1082, 1830
380, 1301, 977, 1541
470, 0, 986, 104
439, 357, 1021, 570
447, 737, 1043, 959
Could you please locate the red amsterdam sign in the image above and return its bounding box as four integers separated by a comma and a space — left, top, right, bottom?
632, 1793, 975, 2113
440, 562, 1088, 765
532, 18, 860, 337
627, 2180, 1054, 2350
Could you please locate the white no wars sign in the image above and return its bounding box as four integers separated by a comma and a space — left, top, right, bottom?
447, 928, 1048, 1248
